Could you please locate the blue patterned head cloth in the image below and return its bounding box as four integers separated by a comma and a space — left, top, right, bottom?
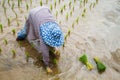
40, 22, 64, 47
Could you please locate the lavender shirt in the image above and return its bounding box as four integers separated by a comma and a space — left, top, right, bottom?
25, 6, 55, 66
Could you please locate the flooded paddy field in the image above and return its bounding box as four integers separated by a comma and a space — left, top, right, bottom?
0, 0, 120, 80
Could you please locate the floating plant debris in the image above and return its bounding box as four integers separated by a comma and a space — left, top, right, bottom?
11, 49, 16, 58
94, 57, 106, 73
79, 54, 94, 70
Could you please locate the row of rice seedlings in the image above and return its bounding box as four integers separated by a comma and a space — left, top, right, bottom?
50, 4, 53, 11
66, 12, 68, 21
7, 18, 10, 26
25, 52, 30, 62
40, 0, 42, 6
0, 47, 2, 54
0, 24, 3, 32
26, 3, 29, 11
54, 0, 56, 8
12, 29, 16, 35
76, 17, 80, 24
4, 38, 8, 45
11, 49, 16, 58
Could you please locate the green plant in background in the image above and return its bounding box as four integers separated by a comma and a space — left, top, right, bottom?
4, 38, 8, 45
11, 49, 16, 58
54, 0, 56, 8
7, 18, 10, 26
76, 17, 79, 24
79, 54, 94, 70
66, 12, 68, 21
40, 0, 42, 6
12, 29, 16, 35
25, 52, 30, 62
26, 3, 29, 11
94, 57, 106, 73
0, 47, 2, 54
0, 24, 3, 32
50, 4, 53, 11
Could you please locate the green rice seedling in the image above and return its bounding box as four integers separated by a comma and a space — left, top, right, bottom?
72, 22, 74, 28
18, 0, 20, 8
17, 21, 19, 26
53, 58, 57, 64
76, 17, 79, 24
4, 7, 7, 15
25, 52, 30, 62
96, 0, 98, 4
24, 16, 27, 20
2, 0, 5, 8
4, 38, 8, 45
0, 24, 3, 32
55, 11, 58, 18
11, 49, 16, 58
40, 0, 42, 6
74, 0, 76, 3
30, 0, 32, 5
72, 6, 74, 12
62, 42, 65, 48
50, 4, 53, 11
82, 13, 85, 17
89, 3, 92, 10
26, 3, 29, 11
46, 0, 48, 4
93, 2, 96, 8
83, 0, 86, 6
15, 12, 18, 18
64, 34, 68, 41
66, 13, 68, 21
85, 0, 88, 3
58, 0, 60, 4
69, 1, 72, 8
83, 8, 86, 13
63, 4, 66, 10
79, 54, 94, 70
12, 29, 16, 35
12, 2, 15, 11
67, 29, 71, 36
0, 48, 2, 54
8, 0, 10, 6
7, 18, 10, 26
94, 57, 106, 73
54, 0, 56, 8
60, 7, 64, 14
70, 10, 72, 16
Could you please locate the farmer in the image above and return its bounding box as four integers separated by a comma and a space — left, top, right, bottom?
16, 6, 64, 73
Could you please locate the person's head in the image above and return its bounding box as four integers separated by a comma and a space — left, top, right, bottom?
40, 22, 64, 47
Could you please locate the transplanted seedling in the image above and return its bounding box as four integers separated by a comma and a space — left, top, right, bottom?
60, 7, 64, 14
12, 2, 15, 11
40, 0, 42, 6
55, 11, 58, 18
72, 6, 74, 12
12, 29, 16, 35
54, 0, 56, 8
74, 0, 76, 3
25, 52, 30, 62
76, 17, 79, 24
7, 18, 10, 26
63, 4, 66, 10
69, 1, 72, 8
66, 13, 68, 21
83, 8, 86, 13
82, 13, 85, 17
26, 3, 29, 11
67, 29, 71, 36
0, 24, 3, 32
4, 38, 8, 45
2, 0, 5, 8
50, 4, 53, 11
0, 48, 2, 54
11, 49, 16, 58
58, 0, 60, 4
46, 0, 48, 4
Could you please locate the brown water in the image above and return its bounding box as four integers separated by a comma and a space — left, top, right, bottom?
0, 0, 120, 80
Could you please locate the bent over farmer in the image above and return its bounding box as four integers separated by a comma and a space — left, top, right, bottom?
16, 6, 64, 73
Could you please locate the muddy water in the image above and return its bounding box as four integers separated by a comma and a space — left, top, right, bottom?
0, 0, 120, 80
